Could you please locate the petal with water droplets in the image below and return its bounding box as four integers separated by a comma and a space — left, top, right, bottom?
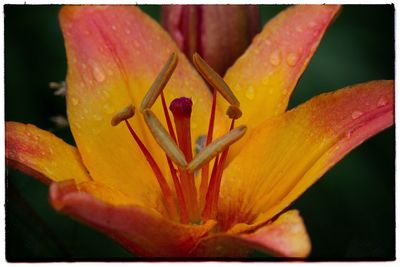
6, 122, 90, 184
218, 80, 394, 232
224, 5, 341, 130
60, 6, 227, 208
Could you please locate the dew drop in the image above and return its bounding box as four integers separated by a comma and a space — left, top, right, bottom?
71, 97, 79, 106
308, 21, 317, 29
93, 114, 103, 121
377, 96, 388, 107
295, 26, 303, 32
103, 103, 113, 114
286, 52, 299, 66
245, 86, 256, 100
92, 64, 105, 83
111, 25, 117, 31
269, 50, 281, 66
351, 110, 363, 120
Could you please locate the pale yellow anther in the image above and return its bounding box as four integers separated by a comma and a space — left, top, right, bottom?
226, 105, 242, 120
193, 53, 240, 107
187, 125, 247, 172
142, 109, 188, 168
140, 53, 178, 112
111, 104, 135, 126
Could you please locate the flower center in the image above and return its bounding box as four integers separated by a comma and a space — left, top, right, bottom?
111, 53, 246, 224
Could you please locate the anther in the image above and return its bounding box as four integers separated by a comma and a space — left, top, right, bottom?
142, 109, 187, 168
140, 53, 178, 111
111, 104, 135, 126
226, 105, 243, 120
187, 125, 247, 172
192, 53, 240, 107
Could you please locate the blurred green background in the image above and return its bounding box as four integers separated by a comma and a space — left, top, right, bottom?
5, 5, 394, 261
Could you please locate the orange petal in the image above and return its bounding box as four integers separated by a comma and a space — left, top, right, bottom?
224, 5, 341, 129
60, 6, 226, 208
5, 122, 90, 184
49, 180, 216, 257
190, 210, 310, 258
218, 80, 394, 232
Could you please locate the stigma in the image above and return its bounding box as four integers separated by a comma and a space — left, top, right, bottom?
111, 52, 246, 224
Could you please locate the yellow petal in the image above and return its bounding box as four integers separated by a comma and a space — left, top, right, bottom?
224, 5, 341, 128
5, 122, 90, 184
218, 80, 394, 232
60, 6, 226, 207
190, 210, 310, 258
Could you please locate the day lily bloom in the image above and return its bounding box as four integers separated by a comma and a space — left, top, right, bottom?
162, 5, 260, 75
5, 5, 394, 259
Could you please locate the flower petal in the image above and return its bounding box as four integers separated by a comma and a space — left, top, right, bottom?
218, 80, 394, 232
162, 5, 260, 75
190, 210, 310, 258
224, 5, 341, 129
49, 180, 216, 257
60, 6, 225, 208
5, 122, 90, 184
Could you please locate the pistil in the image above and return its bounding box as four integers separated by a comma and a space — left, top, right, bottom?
170, 97, 199, 222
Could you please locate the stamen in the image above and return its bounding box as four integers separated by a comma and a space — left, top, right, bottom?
187, 125, 247, 173
192, 53, 241, 107
202, 120, 236, 220
110, 108, 178, 220
140, 53, 178, 111
199, 88, 217, 210
111, 104, 135, 126
169, 97, 198, 221
226, 105, 243, 120
142, 109, 187, 168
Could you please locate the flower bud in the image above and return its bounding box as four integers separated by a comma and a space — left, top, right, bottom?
162, 5, 260, 76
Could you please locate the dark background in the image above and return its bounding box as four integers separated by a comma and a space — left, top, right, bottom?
5, 5, 395, 260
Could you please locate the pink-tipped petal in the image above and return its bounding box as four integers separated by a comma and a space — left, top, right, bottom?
49, 180, 216, 257
60, 5, 227, 208
6, 122, 90, 184
190, 210, 310, 258
218, 80, 394, 232
224, 5, 341, 129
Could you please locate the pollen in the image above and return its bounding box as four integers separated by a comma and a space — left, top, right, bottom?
113, 53, 247, 224
111, 104, 135, 126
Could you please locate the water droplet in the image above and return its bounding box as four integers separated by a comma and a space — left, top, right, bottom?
92, 64, 105, 83
111, 25, 117, 31
245, 86, 256, 100
71, 97, 79, 106
93, 114, 103, 121
351, 110, 363, 120
269, 50, 281, 66
308, 21, 317, 29
103, 103, 113, 114
377, 96, 388, 107
295, 26, 303, 32
286, 52, 299, 66
125, 28, 131, 34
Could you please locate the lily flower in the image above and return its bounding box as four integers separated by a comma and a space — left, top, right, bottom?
5, 5, 394, 258
161, 5, 260, 75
